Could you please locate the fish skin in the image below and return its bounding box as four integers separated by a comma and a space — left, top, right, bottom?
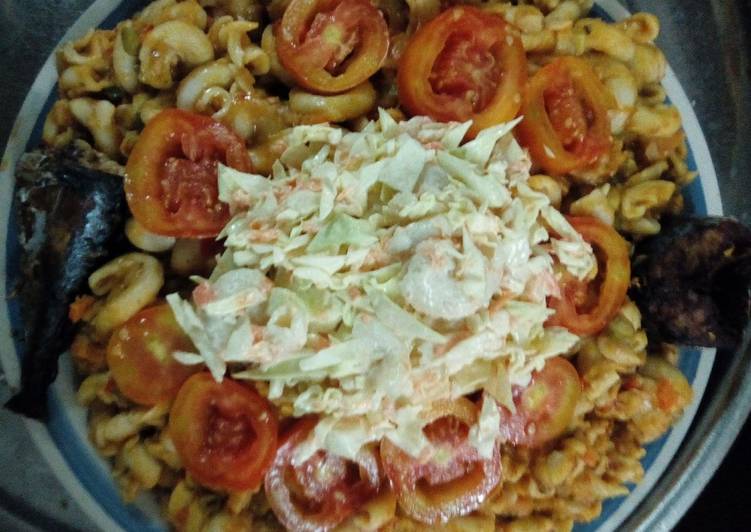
5, 149, 127, 419
631, 216, 751, 350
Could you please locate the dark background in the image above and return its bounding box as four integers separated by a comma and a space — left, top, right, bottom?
679, 424, 751, 531
1, 1, 750, 531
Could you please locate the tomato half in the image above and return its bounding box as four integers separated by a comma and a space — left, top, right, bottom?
265, 417, 381, 531
106, 304, 199, 406
496, 357, 581, 448
125, 109, 252, 238
275, 0, 389, 94
397, 6, 527, 138
548, 216, 631, 336
380, 398, 501, 524
515, 56, 616, 177
169, 373, 278, 492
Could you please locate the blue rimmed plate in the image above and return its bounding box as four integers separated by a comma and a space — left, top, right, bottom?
0, 1, 722, 531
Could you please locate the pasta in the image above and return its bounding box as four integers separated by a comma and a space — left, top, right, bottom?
289, 81, 377, 123
86, 253, 165, 337
208, 16, 270, 73
139, 20, 215, 89
68, 97, 121, 158
125, 218, 177, 253
176, 59, 242, 111
37, 0, 702, 530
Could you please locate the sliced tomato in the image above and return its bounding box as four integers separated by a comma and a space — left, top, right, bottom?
275, 0, 389, 94
496, 357, 581, 448
515, 56, 616, 176
380, 398, 501, 524
125, 108, 252, 238
169, 373, 278, 492
265, 417, 381, 531
548, 216, 631, 336
106, 304, 200, 406
397, 6, 527, 138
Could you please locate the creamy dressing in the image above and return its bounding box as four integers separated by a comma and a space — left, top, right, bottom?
167, 110, 596, 460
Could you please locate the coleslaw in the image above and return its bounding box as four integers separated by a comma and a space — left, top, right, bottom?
166, 109, 596, 462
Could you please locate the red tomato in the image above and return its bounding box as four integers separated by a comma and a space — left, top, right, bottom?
275, 0, 389, 94
397, 6, 527, 138
265, 417, 381, 531
380, 398, 501, 524
125, 109, 252, 238
496, 357, 581, 448
106, 304, 200, 406
548, 216, 631, 336
515, 56, 616, 176
169, 373, 278, 492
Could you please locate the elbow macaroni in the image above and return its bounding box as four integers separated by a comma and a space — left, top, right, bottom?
69, 97, 122, 158
290, 82, 377, 124
125, 218, 177, 253
139, 20, 215, 89
176, 58, 241, 111
208, 16, 270, 73
113, 23, 140, 93
53, 1, 699, 530
138, 0, 209, 29
200, 0, 266, 20
261, 25, 296, 86
87, 252, 165, 338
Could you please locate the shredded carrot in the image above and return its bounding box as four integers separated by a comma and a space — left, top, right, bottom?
656, 379, 681, 413
69, 295, 96, 323
583, 449, 599, 467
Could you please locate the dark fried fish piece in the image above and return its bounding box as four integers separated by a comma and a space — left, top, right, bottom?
5, 148, 127, 419
631, 216, 751, 349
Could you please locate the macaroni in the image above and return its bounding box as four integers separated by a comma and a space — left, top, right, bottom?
139, 20, 215, 89
38, 1, 700, 530
87, 253, 165, 338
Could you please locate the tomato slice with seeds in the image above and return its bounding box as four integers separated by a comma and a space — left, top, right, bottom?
380, 398, 501, 524
275, 0, 389, 94
497, 357, 581, 448
547, 216, 631, 336
106, 304, 200, 406
397, 6, 527, 138
515, 56, 616, 177
265, 417, 381, 531
169, 373, 278, 492
125, 109, 252, 238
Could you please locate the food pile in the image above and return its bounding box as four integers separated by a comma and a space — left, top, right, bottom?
11, 0, 741, 531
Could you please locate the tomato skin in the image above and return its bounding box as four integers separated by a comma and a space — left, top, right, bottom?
548, 216, 631, 336
275, 0, 389, 94
264, 417, 381, 532
515, 56, 616, 176
497, 357, 581, 448
380, 398, 501, 524
106, 304, 200, 406
125, 109, 252, 238
169, 373, 278, 492
397, 6, 527, 138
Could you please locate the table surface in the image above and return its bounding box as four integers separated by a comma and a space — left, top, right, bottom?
1, 1, 750, 531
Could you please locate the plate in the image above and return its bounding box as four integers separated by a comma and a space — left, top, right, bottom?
0, 1, 723, 531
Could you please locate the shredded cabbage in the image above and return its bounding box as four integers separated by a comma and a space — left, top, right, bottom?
167, 111, 595, 460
